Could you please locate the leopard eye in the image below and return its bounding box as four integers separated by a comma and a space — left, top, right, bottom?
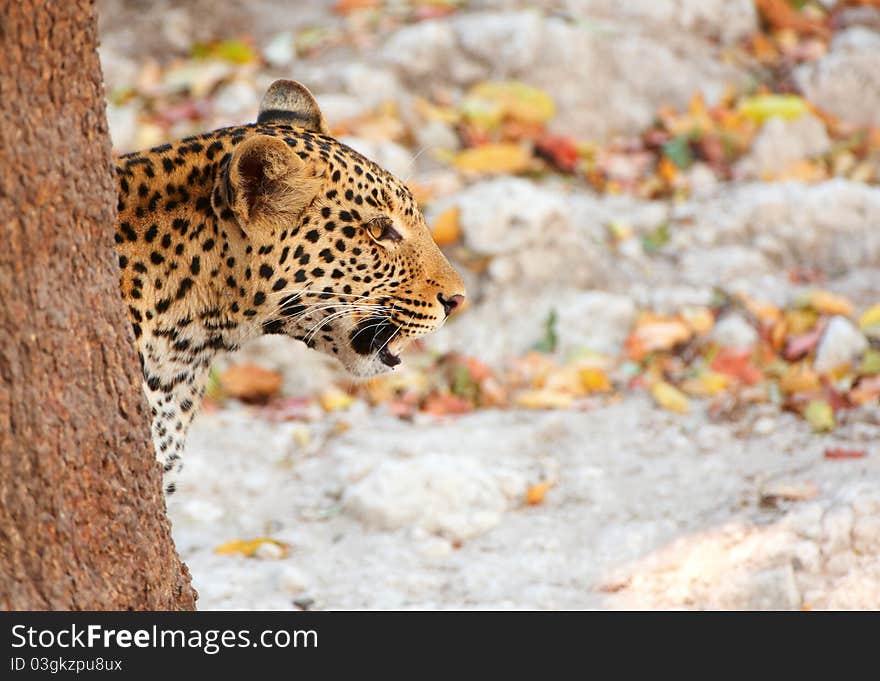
366, 217, 400, 242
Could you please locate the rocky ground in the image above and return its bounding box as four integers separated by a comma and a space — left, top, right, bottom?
98, 0, 880, 609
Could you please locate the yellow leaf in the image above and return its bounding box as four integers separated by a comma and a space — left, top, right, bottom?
319, 388, 355, 412
214, 538, 290, 559
807, 289, 854, 317
858, 304, 880, 334
626, 314, 693, 360
779, 365, 821, 394
515, 389, 574, 409
579, 367, 612, 393
681, 307, 715, 336
651, 381, 690, 413
467, 80, 556, 125
738, 94, 810, 123
219, 364, 283, 403
804, 399, 834, 432
525, 481, 554, 506
681, 371, 729, 397
430, 206, 462, 246
453, 144, 532, 174
784, 308, 819, 336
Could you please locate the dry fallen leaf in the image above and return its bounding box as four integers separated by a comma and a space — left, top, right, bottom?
525, 480, 555, 506
625, 314, 693, 360
779, 365, 822, 394
319, 387, 355, 412
760, 480, 820, 507
214, 537, 290, 559
710, 349, 763, 385
219, 364, 283, 403
453, 143, 532, 174
515, 389, 575, 410
430, 205, 462, 247
805, 399, 835, 432
422, 393, 473, 416
681, 370, 729, 397
824, 448, 867, 460
651, 381, 690, 413
738, 94, 811, 123
807, 289, 854, 317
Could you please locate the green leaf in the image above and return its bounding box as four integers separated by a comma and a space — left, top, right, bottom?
641, 222, 670, 253
533, 309, 558, 353
662, 135, 694, 170
805, 399, 835, 433
451, 364, 479, 401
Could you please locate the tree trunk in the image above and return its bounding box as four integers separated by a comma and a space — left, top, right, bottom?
0, 0, 196, 610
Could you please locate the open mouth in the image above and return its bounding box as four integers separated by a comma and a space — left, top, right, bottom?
350, 317, 401, 367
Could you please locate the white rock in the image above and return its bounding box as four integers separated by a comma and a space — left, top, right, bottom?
106, 102, 138, 153
343, 455, 521, 542
565, 0, 757, 45
822, 504, 855, 554
262, 32, 296, 68
379, 11, 747, 140
338, 137, 415, 180
213, 80, 259, 118
796, 31, 880, 127
315, 94, 369, 125
413, 119, 460, 155
454, 178, 568, 256
555, 291, 636, 356
752, 417, 776, 436
278, 566, 309, 594
255, 541, 285, 560
737, 565, 801, 610
417, 537, 453, 561
710, 313, 758, 350
735, 114, 830, 178
814, 316, 868, 374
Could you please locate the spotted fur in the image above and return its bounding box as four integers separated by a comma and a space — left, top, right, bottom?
113, 80, 465, 492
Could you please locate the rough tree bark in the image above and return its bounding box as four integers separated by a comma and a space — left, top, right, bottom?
0, 0, 196, 609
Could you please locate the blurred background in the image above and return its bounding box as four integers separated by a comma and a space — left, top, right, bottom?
99, 0, 880, 609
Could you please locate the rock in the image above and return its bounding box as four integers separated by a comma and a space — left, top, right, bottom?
733, 565, 801, 610
735, 114, 830, 178
412, 119, 460, 155
213, 79, 259, 118
453, 178, 567, 256
679, 246, 772, 288
564, 0, 757, 45
814, 316, 868, 374
106, 102, 138, 153
555, 291, 636, 356
822, 504, 855, 555
343, 455, 522, 542
710, 313, 758, 350
795, 29, 880, 127
338, 137, 415, 180
314, 94, 370, 125
262, 31, 296, 68
378, 11, 748, 140
678, 181, 880, 273
278, 566, 309, 594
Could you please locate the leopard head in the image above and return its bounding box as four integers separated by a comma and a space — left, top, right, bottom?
221, 80, 465, 377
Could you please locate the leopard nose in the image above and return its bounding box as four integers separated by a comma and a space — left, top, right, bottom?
437, 292, 464, 317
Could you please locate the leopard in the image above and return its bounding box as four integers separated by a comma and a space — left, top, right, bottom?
113, 79, 465, 493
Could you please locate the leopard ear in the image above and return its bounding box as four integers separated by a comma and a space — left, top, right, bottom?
256, 79, 329, 134
224, 134, 323, 234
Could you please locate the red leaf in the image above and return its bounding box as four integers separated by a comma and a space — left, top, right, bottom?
709, 349, 763, 385
535, 134, 580, 173
824, 448, 867, 460
784, 324, 825, 361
